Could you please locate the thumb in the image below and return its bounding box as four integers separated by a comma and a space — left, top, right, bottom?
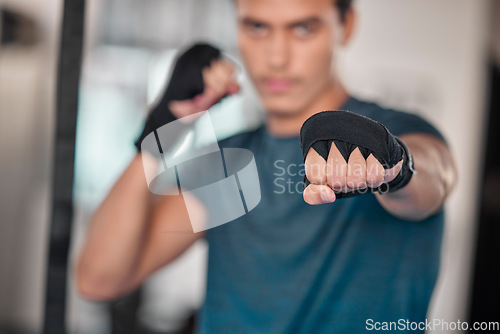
303, 184, 336, 205
227, 81, 241, 95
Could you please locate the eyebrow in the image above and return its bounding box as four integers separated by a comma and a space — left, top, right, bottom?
239, 16, 322, 28
286, 17, 322, 29
240, 17, 267, 26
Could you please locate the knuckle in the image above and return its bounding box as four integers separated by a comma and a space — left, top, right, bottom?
348, 149, 363, 162
347, 174, 366, 188
326, 162, 346, 186
330, 180, 346, 191
366, 171, 383, 186
326, 160, 346, 174
307, 172, 326, 185
305, 162, 326, 184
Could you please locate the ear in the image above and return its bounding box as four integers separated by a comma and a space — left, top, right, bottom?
340, 7, 356, 46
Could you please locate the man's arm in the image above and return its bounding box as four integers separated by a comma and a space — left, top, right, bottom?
76, 154, 202, 301
375, 133, 457, 221
76, 44, 238, 301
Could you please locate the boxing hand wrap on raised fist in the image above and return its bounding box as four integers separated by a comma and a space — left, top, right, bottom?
134, 43, 222, 151
299, 110, 415, 200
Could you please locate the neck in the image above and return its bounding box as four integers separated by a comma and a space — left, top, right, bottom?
266, 80, 349, 137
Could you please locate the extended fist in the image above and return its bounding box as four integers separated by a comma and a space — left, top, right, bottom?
299, 111, 414, 205
303, 143, 403, 204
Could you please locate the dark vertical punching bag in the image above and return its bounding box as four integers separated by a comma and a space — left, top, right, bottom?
43, 0, 85, 333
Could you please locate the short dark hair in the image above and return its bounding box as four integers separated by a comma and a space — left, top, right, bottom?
336, 0, 353, 23
232, 0, 354, 24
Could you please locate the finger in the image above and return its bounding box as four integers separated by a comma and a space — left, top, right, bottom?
366, 154, 385, 188
305, 148, 327, 185
384, 160, 403, 183
220, 62, 240, 95
346, 147, 367, 189
204, 63, 234, 100
227, 81, 241, 95
326, 143, 348, 192
303, 184, 336, 205
221, 60, 236, 75
193, 86, 220, 110
170, 90, 218, 116
168, 100, 198, 118
215, 60, 239, 92
208, 61, 230, 96
218, 60, 236, 81
203, 66, 224, 96
209, 61, 226, 85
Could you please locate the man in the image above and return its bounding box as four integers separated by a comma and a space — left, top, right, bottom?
76, 0, 457, 333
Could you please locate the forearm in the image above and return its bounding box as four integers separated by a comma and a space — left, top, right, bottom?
76, 154, 154, 299
76, 43, 226, 300
376, 134, 457, 221
76, 153, 203, 300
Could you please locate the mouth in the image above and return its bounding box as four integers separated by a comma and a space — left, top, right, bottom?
262, 78, 294, 94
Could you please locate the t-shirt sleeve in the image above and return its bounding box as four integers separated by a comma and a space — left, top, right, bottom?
376, 110, 447, 144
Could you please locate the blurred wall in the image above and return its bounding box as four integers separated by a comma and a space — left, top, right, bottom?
492, 0, 500, 66
0, 0, 61, 333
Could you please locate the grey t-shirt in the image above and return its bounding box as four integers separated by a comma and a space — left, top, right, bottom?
198, 96, 446, 334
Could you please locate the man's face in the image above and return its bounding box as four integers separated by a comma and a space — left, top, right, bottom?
236, 0, 344, 116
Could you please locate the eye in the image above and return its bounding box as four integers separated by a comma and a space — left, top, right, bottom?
245, 22, 269, 37
293, 24, 315, 38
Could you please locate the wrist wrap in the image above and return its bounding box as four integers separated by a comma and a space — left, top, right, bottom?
135, 43, 221, 151
299, 110, 414, 198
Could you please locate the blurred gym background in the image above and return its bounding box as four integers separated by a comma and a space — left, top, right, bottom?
0, 0, 499, 333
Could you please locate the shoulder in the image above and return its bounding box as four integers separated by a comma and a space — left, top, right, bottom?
217, 125, 264, 149
344, 96, 447, 143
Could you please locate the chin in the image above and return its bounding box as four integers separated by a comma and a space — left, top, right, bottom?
262, 97, 303, 117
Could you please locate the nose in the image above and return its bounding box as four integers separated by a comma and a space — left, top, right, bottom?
267, 30, 290, 71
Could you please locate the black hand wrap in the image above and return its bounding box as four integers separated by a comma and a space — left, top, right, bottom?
299, 110, 414, 199
134, 43, 222, 151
